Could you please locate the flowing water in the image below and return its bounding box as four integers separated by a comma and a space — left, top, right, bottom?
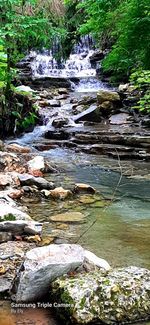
4, 37, 150, 325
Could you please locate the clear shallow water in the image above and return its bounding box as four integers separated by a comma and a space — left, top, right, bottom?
25, 151, 150, 270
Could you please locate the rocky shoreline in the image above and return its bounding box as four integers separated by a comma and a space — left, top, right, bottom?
0, 82, 150, 323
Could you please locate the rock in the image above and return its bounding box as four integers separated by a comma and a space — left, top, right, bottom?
8, 189, 24, 199
97, 90, 120, 104
49, 187, 72, 200
27, 156, 45, 174
0, 173, 20, 188
14, 244, 85, 302
0, 202, 31, 222
5, 143, 31, 153
52, 118, 69, 128
73, 105, 101, 123
78, 195, 96, 204
52, 266, 150, 324
18, 173, 54, 190
0, 151, 26, 173
15, 85, 36, 93
48, 99, 61, 107
0, 140, 4, 150
78, 95, 97, 106
90, 50, 105, 62
0, 220, 42, 235
44, 130, 70, 140
31, 77, 72, 90
100, 100, 114, 110
72, 105, 86, 115
109, 113, 131, 125
84, 250, 111, 271
50, 212, 85, 223
0, 232, 12, 243
0, 241, 35, 298
74, 183, 96, 194
56, 94, 69, 100
118, 83, 129, 92
58, 88, 69, 95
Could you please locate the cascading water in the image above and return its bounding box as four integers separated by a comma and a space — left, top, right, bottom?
31, 36, 106, 92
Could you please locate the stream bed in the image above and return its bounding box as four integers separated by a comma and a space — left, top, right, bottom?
2, 37, 150, 325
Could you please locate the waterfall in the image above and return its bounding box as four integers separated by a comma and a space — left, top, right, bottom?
31, 36, 98, 79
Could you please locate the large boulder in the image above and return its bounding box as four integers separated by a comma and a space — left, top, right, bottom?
97, 90, 120, 104
51, 266, 150, 324
14, 244, 85, 302
73, 105, 101, 123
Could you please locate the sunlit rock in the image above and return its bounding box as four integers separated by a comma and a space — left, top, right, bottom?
5, 143, 31, 154
49, 187, 72, 200
14, 244, 85, 302
97, 90, 120, 104
74, 183, 96, 194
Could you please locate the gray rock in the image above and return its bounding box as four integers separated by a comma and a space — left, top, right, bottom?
73, 105, 101, 123
18, 173, 54, 189
0, 220, 42, 235
0, 232, 12, 243
14, 244, 85, 302
52, 266, 150, 324
48, 99, 61, 107
109, 113, 131, 125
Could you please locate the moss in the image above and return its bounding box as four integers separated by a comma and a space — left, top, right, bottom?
79, 296, 86, 309
0, 213, 16, 222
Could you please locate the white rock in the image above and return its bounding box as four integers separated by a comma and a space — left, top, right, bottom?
0, 202, 31, 221
15, 244, 84, 302
84, 250, 111, 271
27, 156, 45, 171
15, 85, 36, 93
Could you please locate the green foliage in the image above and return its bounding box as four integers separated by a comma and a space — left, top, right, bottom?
130, 70, 150, 113
78, 0, 150, 80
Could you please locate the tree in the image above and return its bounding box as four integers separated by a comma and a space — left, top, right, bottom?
78, 0, 150, 80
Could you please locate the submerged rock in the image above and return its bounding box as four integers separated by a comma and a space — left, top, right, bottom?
51, 266, 150, 324
14, 244, 85, 302
50, 212, 85, 223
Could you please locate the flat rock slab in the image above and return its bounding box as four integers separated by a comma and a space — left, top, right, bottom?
14, 244, 85, 302
51, 266, 150, 324
109, 113, 131, 125
50, 212, 85, 223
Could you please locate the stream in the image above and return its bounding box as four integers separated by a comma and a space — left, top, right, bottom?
4, 38, 150, 325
